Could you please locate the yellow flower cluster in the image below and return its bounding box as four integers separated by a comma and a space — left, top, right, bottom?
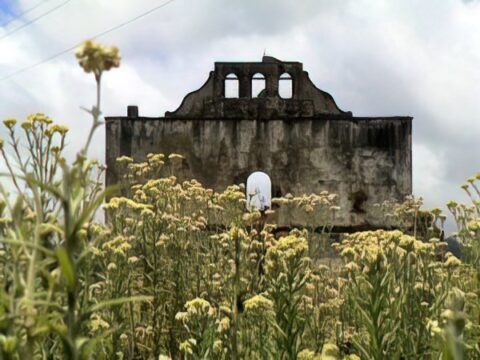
244, 294, 274, 314
336, 230, 438, 270
104, 197, 152, 211
44, 124, 69, 137
272, 191, 339, 214
102, 235, 132, 257
268, 234, 308, 261
265, 233, 310, 288
3, 118, 16, 128
75, 40, 121, 76
175, 298, 216, 323
25, 113, 53, 126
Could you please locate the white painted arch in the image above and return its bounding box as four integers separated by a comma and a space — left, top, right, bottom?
246, 171, 272, 211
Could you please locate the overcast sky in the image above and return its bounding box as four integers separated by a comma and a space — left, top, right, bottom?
0, 0, 479, 224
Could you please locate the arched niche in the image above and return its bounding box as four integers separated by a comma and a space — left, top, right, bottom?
246, 171, 272, 211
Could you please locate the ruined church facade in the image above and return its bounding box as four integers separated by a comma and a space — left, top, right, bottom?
106, 56, 412, 231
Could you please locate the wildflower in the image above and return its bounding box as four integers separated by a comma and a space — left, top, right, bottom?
212, 273, 221, 281
54, 124, 69, 134
446, 200, 458, 208
127, 256, 139, 264
146, 325, 153, 335
465, 292, 477, 301
213, 340, 223, 353
141, 208, 154, 218
90, 314, 110, 331
298, 349, 316, 360
272, 197, 290, 205
75, 40, 121, 76
468, 220, 480, 231
340, 247, 356, 259
185, 297, 214, 317
345, 355, 361, 360
156, 234, 170, 247
3, 118, 16, 128
147, 152, 164, 160
345, 261, 360, 272
244, 294, 273, 313
50, 146, 62, 156
414, 282, 424, 291
444, 253, 462, 268
168, 153, 184, 161
320, 343, 340, 359
0, 336, 17, 354
426, 319, 442, 336
217, 317, 230, 332
242, 211, 262, 223
399, 234, 415, 251
175, 312, 188, 322
179, 340, 193, 354
27, 113, 52, 125
271, 234, 308, 259
117, 155, 133, 164
20, 121, 32, 130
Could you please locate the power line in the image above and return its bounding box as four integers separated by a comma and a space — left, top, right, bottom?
0, 0, 72, 41
0, 0, 176, 82
84, 0, 176, 42
0, 0, 55, 28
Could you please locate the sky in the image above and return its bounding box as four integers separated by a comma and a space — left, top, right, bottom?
0, 0, 479, 229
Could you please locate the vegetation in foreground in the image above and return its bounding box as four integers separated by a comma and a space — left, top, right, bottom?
0, 41, 479, 359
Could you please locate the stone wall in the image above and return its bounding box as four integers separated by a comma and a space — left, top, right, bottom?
106, 56, 412, 230
106, 115, 412, 230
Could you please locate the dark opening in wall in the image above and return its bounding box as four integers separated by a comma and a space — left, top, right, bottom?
351, 190, 368, 213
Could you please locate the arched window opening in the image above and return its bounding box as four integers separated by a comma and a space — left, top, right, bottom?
279, 72, 293, 99
251, 73, 266, 98
246, 171, 272, 212
224, 73, 239, 98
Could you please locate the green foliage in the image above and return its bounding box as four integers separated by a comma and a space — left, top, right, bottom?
1, 40, 480, 359
0, 40, 148, 359
265, 233, 310, 359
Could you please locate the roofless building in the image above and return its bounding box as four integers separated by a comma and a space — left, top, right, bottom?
106, 56, 412, 231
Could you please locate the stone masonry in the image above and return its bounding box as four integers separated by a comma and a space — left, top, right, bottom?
105, 56, 412, 231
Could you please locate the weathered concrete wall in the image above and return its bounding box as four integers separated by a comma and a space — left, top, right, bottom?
106, 115, 412, 230
106, 56, 412, 230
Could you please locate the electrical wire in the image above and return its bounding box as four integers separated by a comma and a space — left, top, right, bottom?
0, 0, 177, 82
0, 0, 55, 28
0, 0, 72, 41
